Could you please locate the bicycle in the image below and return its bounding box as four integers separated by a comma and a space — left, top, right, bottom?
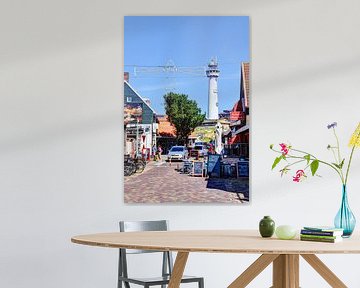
124, 156, 136, 176
134, 157, 146, 173
124, 155, 146, 176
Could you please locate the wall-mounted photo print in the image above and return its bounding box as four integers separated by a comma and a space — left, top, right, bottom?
124, 16, 250, 204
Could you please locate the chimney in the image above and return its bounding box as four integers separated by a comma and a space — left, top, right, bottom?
124, 72, 129, 82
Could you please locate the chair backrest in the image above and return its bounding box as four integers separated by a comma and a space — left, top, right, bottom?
118, 220, 174, 285
120, 220, 168, 232
119, 220, 169, 254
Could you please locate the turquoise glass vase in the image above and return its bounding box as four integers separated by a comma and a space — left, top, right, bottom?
334, 185, 356, 237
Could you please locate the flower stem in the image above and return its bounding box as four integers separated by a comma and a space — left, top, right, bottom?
285, 159, 306, 168
345, 129, 360, 185
333, 128, 342, 164
291, 148, 317, 159
288, 148, 344, 182
332, 128, 345, 181
271, 147, 343, 182
285, 154, 344, 182
345, 145, 356, 185
330, 148, 338, 164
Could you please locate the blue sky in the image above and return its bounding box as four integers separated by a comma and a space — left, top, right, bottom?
124, 16, 249, 115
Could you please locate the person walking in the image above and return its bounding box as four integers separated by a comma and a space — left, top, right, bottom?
157, 145, 163, 161
141, 145, 147, 160
152, 144, 158, 161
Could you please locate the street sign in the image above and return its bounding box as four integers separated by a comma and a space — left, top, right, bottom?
207, 154, 221, 177
237, 160, 249, 177
192, 161, 204, 177
190, 149, 200, 159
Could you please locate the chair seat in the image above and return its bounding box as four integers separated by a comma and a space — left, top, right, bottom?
119, 275, 203, 286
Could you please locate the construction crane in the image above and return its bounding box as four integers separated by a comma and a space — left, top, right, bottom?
126, 60, 207, 92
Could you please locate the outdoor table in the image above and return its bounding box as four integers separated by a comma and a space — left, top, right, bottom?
71, 229, 360, 288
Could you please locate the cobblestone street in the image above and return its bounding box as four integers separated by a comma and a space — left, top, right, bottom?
124, 160, 249, 204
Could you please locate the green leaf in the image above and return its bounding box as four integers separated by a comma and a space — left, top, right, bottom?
271, 156, 282, 170
332, 163, 341, 169
304, 154, 311, 164
332, 159, 345, 169
310, 160, 319, 176
339, 159, 345, 169
269, 144, 274, 149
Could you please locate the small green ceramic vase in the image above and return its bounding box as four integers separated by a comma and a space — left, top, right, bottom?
259, 216, 275, 238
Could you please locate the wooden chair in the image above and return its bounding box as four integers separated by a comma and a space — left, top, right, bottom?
118, 220, 204, 288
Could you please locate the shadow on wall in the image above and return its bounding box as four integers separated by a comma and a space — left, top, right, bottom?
0, 113, 121, 154
256, 56, 360, 92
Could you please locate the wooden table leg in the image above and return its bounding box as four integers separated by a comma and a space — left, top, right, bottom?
228, 254, 279, 288
272, 254, 299, 288
301, 254, 347, 288
168, 252, 189, 288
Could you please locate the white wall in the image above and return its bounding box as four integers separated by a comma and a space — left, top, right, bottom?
1, 0, 360, 287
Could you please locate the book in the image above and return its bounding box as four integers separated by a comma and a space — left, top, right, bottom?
302, 226, 343, 237
300, 234, 341, 240
303, 226, 343, 232
300, 236, 343, 243
301, 229, 343, 237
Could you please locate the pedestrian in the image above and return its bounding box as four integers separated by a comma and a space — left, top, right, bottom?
208, 144, 214, 154
142, 145, 147, 160
157, 145, 163, 161
152, 144, 158, 161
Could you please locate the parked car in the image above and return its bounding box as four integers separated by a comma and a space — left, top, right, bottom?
193, 144, 208, 157
167, 146, 188, 161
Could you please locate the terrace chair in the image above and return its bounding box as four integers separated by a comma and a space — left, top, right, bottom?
118, 220, 204, 288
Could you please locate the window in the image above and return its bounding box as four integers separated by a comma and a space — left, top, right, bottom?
126, 96, 132, 102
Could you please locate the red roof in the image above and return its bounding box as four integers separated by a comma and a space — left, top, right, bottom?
230, 99, 245, 121
230, 111, 245, 121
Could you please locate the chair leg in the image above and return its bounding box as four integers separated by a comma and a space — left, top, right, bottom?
118, 250, 123, 288
199, 278, 204, 288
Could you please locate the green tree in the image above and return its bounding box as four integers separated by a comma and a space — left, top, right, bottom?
164, 92, 205, 145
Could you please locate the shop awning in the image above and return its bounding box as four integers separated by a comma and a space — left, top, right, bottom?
234, 125, 249, 135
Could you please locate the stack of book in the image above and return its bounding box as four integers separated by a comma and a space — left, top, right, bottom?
300, 226, 344, 243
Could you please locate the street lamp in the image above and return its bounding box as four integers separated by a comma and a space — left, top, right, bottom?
136, 117, 140, 158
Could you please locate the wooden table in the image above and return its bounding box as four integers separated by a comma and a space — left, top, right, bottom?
71, 230, 360, 288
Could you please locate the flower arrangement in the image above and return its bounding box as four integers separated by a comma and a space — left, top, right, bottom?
270, 122, 360, 236
270, 122, 360, 185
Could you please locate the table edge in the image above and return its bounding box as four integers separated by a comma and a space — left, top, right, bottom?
71, 235, 360, 255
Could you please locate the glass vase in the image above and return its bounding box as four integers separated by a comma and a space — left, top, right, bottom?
334, 185, 356, 237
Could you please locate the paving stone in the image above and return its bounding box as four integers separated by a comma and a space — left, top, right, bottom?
124, 161, 249, 204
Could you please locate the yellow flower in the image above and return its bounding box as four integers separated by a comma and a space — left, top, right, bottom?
349, 122, 360, 148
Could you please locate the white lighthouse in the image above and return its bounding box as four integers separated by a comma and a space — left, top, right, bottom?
206, 58, 220, 120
